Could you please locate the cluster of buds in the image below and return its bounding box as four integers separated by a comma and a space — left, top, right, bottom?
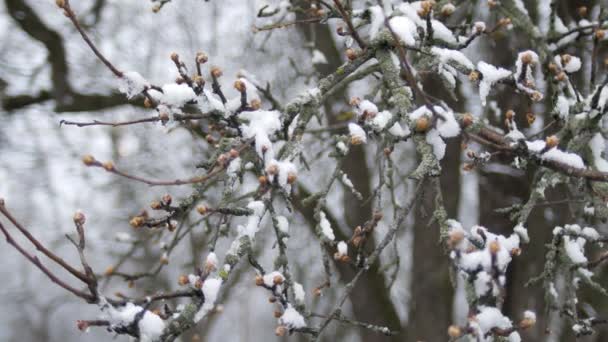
216, 148, 239, 168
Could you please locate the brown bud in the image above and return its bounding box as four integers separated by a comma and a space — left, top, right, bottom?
313, 287, 322, 297
191, 334, 201, 342
273, 275, 284, 285
345, 48, 357, 61
211, 66, 223, 78
415, 116, 430, 133
510, 247, 522, 256
350, 136, 364, 145
82, 154, 96, 166
229, 149, 239, 158
526, 112, 536, 125
273, 311, 282, 318
468, 70, 480, 82
206, 134, 215, 144
545, 135, 559, 148
498, 17, 511, 27
349, 96, 361, 107
234, 80, 246, 93
352, 235, 363, 248
170, 52, 179, 63
462, 113, 474, 128
104, 266, 114, 276
167, 221, 177, 232
76, 320, 89, 331
561, 54, 572, 66
487, 0, 497, 8
373, 211, 383, 222
275, 325, 287, 336
73, 211, 86, 225
521, 52, 534, 65
162, 194, 172, 205
287, 172, 297, 184
143, 97, 153, 108
548, 62, 558, 73
266, 164, 279, 175
129, 216, 145, 228
577, 6, 587, 17
255, 275, 264, 286
441, 4, 455, 16
489, 240, 500, 254
160, 255, 169, 265
102, 161, 115, 171
505, 109, 515, 120
159, 111, 170, 123
462, 163, 475, 171
250, 99, 262, 110
152, 4, 161, 13
596, 29, 606, 40
196, 52, 208, 64
190, 76, 201, 86
531, 91, 543, 102
196, 205, 208, 215
448, 230, 465, 248
150, 200, 162, 210
383, 147, 392, 156
194, 278, 203, 289
268, 296, 277, 303
448, 325, 462, 338
178, 275, 189, 286
128, 280, 135, 288
258, 175, 268, 185
55, 0, 65, 8
520, 316, 536, 329
340, 254, 351, 263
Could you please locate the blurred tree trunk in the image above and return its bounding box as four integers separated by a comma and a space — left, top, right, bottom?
294, 3, 402, 340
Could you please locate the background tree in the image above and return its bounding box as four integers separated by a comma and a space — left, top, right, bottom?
1, 0, 608, 341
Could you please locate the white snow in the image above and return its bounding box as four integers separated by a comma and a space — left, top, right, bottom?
563, 56, 582, 73
358, 100, 378, 118
430, 20, 457, 44
431, 47, 475, 70
541, 147, 585, 169
475, 306, 513, 334
226, 157, 241, 176
118, 71, 149, 99
581, 227, 600, 241
370, 110, 391, 129
388, 122, 409, 137
276, 216, 289, 233
515, 50, 539, 82
262, 271, 284, 287
563, 236, 587, 264
312, 50, 328, 65
159, 83, 196, 106
389, 16, 417, 46
239, 110, 282, 165
514, 223, 529, 243
206, 252, 218, 270
348, 123, 367, 144
293, 282, 305, 304
319, 211, 335, 241
434, 107, 461, 138
279, 305, 306, 329
337, 241, 348, 256
477, 61, 512, 106
105, 302, 165, 342
195, 277, 222, 322
426, 129, 446, 160
589, 133, 608, 172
